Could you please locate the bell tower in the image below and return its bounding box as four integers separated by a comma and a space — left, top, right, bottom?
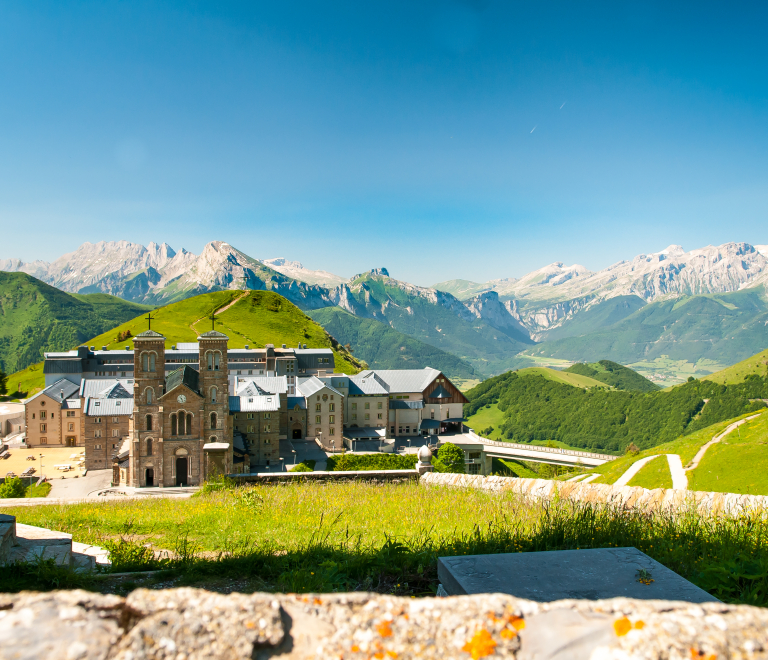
132, 323, 166, 487
198, 327, 231, 477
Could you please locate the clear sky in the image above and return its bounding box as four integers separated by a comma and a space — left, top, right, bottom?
1, 1, 767, 286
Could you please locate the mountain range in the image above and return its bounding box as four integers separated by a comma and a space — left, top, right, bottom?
3, 239, 768, 383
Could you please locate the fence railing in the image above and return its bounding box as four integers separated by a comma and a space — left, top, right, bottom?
463, 427, 617, 462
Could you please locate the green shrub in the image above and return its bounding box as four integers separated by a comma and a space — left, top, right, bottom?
26, 482, 51, 498
292, 463, 313, 472
326, 453, 417, 471
433, 442, 464, 473
0, 477, 27, 499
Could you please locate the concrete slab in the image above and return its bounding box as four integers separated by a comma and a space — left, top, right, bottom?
438, 547, 718, 603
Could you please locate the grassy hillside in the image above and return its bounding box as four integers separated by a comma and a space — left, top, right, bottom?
309, 307, 479, 381
463, 368, 768, 453
524, 287, 768, 380
565, 360, 660, 392
515, 367, 607, 388
703, 348, 768, 385
627, 455, 673, 489
344, 272, 534, 375
0, 271, 151, 374
9, 290, 363, 397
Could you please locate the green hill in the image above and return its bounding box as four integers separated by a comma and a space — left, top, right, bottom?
308, 307, 479, 381
343, 271, 534, 375
0, 271, 151, 375
524, 287, 768, 378
7, 289, 363, 397
514, 367, 607, 389
703, 348, 768, 385
565, 360, 660, 392
463, 367, 768, 453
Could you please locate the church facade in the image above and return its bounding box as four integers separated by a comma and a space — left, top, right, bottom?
121, 328, 234, 487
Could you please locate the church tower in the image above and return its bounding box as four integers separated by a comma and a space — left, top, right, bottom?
198, 329, 231, 476
131, 328, 166, 487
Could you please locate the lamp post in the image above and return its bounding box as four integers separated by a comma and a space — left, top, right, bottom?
292, 449, 297, 465
280, 457, 285, 472
39, 454, 44, 481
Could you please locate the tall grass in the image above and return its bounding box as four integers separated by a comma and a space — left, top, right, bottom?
3, 481, 768, 604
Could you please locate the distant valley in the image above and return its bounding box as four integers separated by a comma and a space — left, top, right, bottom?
3, 239, 768, 384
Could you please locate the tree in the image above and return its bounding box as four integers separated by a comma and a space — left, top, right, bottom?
0, 369, 7, 397
0, 477, 27, 498
434, 442, 465, 473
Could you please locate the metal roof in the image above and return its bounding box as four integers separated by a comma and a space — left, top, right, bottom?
61, 399, 81, 410
27, 378, 81, 404
176, 343, 200, 350
293, 348, 333, 355
80, 379, 133, 399
165, 366, 200, 395
235, 376, 288, 395
134, 329, 165, 339
348, 373, 388, 395
344, 427, 387, 439
297, 376, 342, 399
420, 419, 441, 429
198, 330, 229, 339
287, 396, 307, 410
43, 360, 83, 374
389, 399, 425, 410
358, 368, 441, 394
228, 395, 280, 412
85, 398, 134, 416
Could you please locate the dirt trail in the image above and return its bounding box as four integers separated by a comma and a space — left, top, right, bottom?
189, 291, 250, 335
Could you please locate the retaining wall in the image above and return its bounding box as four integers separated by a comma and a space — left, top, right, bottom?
421, 472, 768, 515
228, 469, 419, 484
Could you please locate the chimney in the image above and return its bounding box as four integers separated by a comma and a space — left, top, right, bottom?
282, 343, 287, 349
102, 346, 107, 351
60, 389, 64, 401
125, 346, 130, 350
90, 346, 95, 351
245, 345, 249, 349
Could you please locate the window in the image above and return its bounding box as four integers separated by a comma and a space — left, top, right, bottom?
40, 423, 46, 432
365, 402, 370, 410
390, 426, 395, 434
264, 424, 271, 432
329, 403, 335, 412
431, 411, 435, 419
68, 423, 74, 431
264, 438, 271, 444
247, 413, 254, 420
67, 411, 75, 417
95, 430, 102, 438
112, 429, 119, 437
171, 413, 177, 436
50, 412, 55, 419
329, 427, 335, 435
207, 351, 221, 371
146, 438, 153, 455
315, 403, 321, 412
378, 413, 383, 419
32, 413, 35, 420
186, 413, 193, 434
146, 388, 154, 404
247, 425, 254, 432
210, 386, 217, 404
329, 415, 335, 424
40, 437, 47, 445
264, 412, 271, 419
351, 403, 357, 410
96, 417, 102, 424
40, 411, 47, 420
146, 414, 153, 431
365, 413, 370, 421
210, 412, 218, 429
315, 415, 321, 424
141, 352, 156, 372
351, 414, 357, 421
94, 444, 101, 450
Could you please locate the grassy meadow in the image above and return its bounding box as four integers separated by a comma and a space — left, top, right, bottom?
627, 455, 673, 490
4, 480, 768, 605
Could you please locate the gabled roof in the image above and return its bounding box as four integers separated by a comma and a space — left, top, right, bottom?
165, 366, 200, 395
27, 378, 81, 404
43, 360, 83, 375
235, 376, 288, 395
349, 373, 388, 396
297, 376, 343, 399
80, 379, 133, 399
427, 384, 452, 399
357, 368, 441, 394
229, 394, 280, 412
287, 396, 306, 410
198, 330, 229, 339
85, 398, 134, 416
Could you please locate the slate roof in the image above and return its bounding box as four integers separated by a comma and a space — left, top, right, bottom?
198, 330, 229, 339
165, 366, 200, 395
348, 373, 388, 396
297, 376, 343, 399
287, 396, 306, 410
27, 379, 81, 404
43, 360, 83, 375
235, 376, 288, 395
134, 329, 165, 339
80, 379, 133, 399
85, 398, 134, 416
357, 368, 440, 394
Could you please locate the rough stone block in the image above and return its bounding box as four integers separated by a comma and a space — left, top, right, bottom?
438, 547, 718, 603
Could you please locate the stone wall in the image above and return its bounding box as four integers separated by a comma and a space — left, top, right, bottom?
230, 469, 419, 484
421, 472, 768, 515
2, 587, 768, 659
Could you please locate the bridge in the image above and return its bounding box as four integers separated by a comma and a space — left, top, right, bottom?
447, 430, 617, 468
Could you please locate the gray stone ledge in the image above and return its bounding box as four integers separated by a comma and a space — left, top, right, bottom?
229, 469, 419, 484
1, 587, 767, 658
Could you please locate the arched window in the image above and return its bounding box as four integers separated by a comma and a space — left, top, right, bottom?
145, 388, 153, 404
210, 436, 217, 443
171, 413, 177, 436
150, 353, 155, 371
207, 352, 213, 370
146, 438, 153, 455
210, 412, 217, 430
179, 412, 186, 435
207, 351, 221, 371
210, 386, 217, 404
141, 352, 156, 372
187, 413, 193, 434
145, 414, 153, 431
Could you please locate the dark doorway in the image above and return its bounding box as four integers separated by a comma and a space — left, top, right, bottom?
66, 437, 77, 447
145, 468, 154, 487
292, 428, 302, 440
175, 457, 188, 487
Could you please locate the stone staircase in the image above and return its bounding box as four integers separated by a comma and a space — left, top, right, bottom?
0, 513, 110, 571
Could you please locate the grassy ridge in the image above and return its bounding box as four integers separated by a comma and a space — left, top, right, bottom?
514, 367, 607, 389
565, 360, 660, 392
627, 455, 673, 489
703, 348, 768, 385
0, 271, 151, 375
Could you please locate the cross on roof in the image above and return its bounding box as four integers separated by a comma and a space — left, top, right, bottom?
208, 311, 217, 331
145, 312, 155, 330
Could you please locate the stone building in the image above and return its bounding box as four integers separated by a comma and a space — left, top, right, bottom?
24, 380, 82, 448
299, 377, 344, 450
81, 379, 133, 470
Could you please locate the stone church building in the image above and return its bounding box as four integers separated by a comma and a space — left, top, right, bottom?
115, 328, 233, 487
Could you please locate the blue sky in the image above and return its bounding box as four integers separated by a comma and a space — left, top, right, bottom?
1, 1, 767, 285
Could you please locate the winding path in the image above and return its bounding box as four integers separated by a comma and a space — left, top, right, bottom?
609, 412, 764, 490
